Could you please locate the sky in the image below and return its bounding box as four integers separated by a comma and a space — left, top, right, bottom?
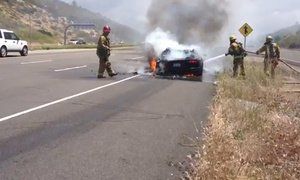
62, 0, 300, 39
62, 0, 151, 31
228, 0, 300, 40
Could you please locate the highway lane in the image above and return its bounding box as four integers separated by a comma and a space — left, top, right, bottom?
0, 49, 146, 117
0, 48, 214, 179
281, 49, 300, 62
281, 49, 300, 67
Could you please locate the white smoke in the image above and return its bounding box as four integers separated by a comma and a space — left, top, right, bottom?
145, 28, 204, 58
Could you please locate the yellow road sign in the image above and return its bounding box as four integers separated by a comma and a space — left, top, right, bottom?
239, 23, 253, 37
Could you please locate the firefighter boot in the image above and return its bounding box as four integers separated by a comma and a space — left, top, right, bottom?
109, 72, 118, 77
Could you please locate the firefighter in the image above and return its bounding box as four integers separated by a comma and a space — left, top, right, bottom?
226, 35, 247, 77
96, 25, 117, 78
256, 36, 280, 78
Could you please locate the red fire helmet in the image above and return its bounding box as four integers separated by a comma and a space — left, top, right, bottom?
103, 25, 111, 33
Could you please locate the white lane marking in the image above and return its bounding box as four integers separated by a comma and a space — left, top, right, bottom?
0, 75, 140, 122
130, 56, 144, 60
54, 65, 87, 72
21, 60, 53, 65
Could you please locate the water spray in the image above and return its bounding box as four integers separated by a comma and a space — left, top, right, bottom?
203, 54, 228, 74
205, 54, 226, 63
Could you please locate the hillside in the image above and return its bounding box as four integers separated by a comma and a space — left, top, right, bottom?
271, 23, 300, 49
0, 0, 143, 45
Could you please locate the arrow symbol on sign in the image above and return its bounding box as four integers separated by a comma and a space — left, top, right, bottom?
244, 26, 248, 34
244, 26, 248, 35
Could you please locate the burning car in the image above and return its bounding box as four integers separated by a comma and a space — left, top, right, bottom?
155, 48, 204, 81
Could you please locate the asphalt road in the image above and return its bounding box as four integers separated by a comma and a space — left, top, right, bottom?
0, 48, 214, 180
281, 49, 300, 67
281, 49, 300, 61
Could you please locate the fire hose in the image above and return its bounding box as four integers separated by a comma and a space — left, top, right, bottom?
246, 51, 300, 74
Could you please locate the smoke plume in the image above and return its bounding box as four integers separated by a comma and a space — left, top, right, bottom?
147, 0, 229, 45
145, 28, 202, 57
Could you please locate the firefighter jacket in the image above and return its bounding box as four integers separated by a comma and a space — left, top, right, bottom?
97, 35, 110, 58
227, 42, 246, 60
257, 42, 280, 59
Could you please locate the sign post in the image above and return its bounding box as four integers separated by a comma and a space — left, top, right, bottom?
239, 23, 253, 49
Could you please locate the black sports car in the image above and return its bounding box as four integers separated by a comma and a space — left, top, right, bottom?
156, 48, 204, 81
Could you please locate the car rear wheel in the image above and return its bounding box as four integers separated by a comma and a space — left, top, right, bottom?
20, 46, 28, 56
0, 46, 7, 57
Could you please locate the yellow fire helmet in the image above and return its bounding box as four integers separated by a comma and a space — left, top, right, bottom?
229, 35, 237, 42
266, 35, 273, 43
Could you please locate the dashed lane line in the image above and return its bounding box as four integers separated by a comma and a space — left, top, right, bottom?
54, 65, 87, 72
130, 56, 145, 60
21, 60, 53, 65
0, 75, 140, 122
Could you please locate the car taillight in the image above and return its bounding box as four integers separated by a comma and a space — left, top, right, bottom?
185, 73, 194, 77
189, 60, 198, 64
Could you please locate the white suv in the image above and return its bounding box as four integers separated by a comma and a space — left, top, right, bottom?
0, 29, 28, 57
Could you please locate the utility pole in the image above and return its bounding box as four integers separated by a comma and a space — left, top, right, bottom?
29, 15, 32, 46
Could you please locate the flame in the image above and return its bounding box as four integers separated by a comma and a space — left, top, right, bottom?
149, 58, 157, 72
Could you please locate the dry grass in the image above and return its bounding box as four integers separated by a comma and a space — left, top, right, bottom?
194, 62, 300, 179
